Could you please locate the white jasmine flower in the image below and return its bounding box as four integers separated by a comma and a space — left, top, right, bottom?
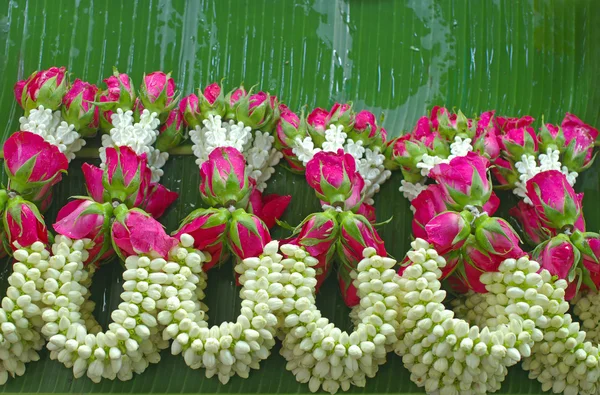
322, 125, 347, 152
19, 105, 85, 161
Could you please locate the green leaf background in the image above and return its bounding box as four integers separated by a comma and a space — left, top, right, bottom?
0, 0, 599, 393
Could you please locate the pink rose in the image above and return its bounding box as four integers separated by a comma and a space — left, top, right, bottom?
4, 131, 68, 206
425, 211, 471, 255
429, 152, 492, 210
509, 200, 553, 246
139, 183, 178, 219
179, 93, 200, 128
156, 109, 184, 151
111, 206, 178, 259
103, 147, 152, 207
3, 197, 48, 250
227, 210, 271, 260
62, 79, 100, 136
17, 67, 68, 113
305, 149, 365, 208
54, 199, 114, 265
199, 146, 250, 207
139, 71, 178, 117
561, 113, 599, 171
533, 235, 577, 298
411, 184, 449, 239
173, 208, 230, 270
525, 170, 582, 230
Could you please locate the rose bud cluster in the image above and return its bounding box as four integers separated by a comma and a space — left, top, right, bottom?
286, 150, 387, 307
52, 146, 178, 266
384, 107, 491, 185
482, 112, 598, 195
509, 169, 600, 300
179, 83, 280, 132
406, 152, 527, 294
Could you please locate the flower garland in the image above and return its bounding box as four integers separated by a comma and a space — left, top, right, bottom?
0, 67, 108, 383
276, 103, 391, 205
278, 243, 399, 394
396, 239, 560, 394
35, 69, 185, 381
162, 83, 292, 382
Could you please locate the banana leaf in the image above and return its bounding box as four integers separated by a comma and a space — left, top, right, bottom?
0, 0, 598, 393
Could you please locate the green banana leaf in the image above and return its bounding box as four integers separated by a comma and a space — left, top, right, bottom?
0, 0, 599, 393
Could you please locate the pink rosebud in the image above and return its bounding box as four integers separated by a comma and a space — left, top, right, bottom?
246, 184, 291, 229
3, 196, 48, 250
18, 67, 68, 113
54, 199, 114, 265
411, 184, 449, 239
431, 107, 474, 139
561, 113, 599, 171
337, 211, 386, 307
139, 71, 178, 118
482, 192, 500, 217
98, 69, 136, 131
227, 210, 271, 261
103, 147, 152, 207
525, 170, 582, 230
509, 200, 553, 246
293, 210, 339, 260
429, 152, 492, 210
275, 104, 304, 149
235, 91, 277, 130
328, 103, 354, 131
61, 79, 99, 137
498, 126, 538, 159
349, 110, 378, 143
496, 115, 535, 132
305, 149, 365, 208
532, 235, 577, 297
430, 106, 453, 130
199, 146, 250, 207
139, 183, 178, 219
179, 93, 200, 128
156, 109, 184, 151
307, 107, 329, 132
572, 232, 600, 283
173, 208, 230, 270
4, 131, 68, 206
474, 111, 501, 160
425, 211, 471, 255
111, 205, 178, 260
474, 216, 522, 257
82, 163, 105, 203
224, 86, 247, 118
196, 83, 226, 119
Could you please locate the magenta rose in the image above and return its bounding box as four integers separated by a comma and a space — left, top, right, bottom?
474, 216, 522, 257
179, 93, 200, 128
103, 146, 152, 207
139, 71, 178, 117
509, 200, 553, 246
226, 210, 271, 261
138, 183, 178, 219
525, 170, 582, 230
235, 91, 276, 130
429, 152, 492, 210
561, 113, 599, 171
199, 146, 250, 207
196, 82, 226, 118
17, 67, 68, 113
61, 79, 99, 136
98, 70, 135, 131
349, 110, 378, 143
112, 206, 178, 260
4, 131, 69, 206
156, 109, 184, 151
498, 126, 538, 159
246, 184, 291, 229
293, 210, 339, 259
425, 211, 471, 255
54, 199, 114, 265
495, 115, 535, 132
305, 149, 365, 208
173, 208, 230, 270
3, 196, 48, 250
533, 235, 577, 297
411, 184, 449, 239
